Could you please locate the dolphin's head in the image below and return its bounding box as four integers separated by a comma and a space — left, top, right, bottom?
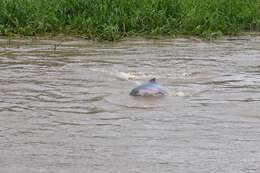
129, 88, 139, 96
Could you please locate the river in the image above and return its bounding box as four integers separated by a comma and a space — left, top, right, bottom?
0, 36, 260, 173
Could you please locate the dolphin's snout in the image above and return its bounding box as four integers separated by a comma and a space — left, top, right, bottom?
130, 88, 138, 96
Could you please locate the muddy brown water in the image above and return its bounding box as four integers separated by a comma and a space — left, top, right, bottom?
0, 36, 260, 173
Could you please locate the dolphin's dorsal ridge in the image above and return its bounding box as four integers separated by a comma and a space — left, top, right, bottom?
149, 78, 156, 83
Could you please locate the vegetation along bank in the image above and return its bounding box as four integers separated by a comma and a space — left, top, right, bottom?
0, 0, 259, 40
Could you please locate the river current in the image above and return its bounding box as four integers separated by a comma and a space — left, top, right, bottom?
0, 36, 260, 172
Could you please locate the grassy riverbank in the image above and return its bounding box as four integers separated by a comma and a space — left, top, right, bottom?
0, 0, 259, 40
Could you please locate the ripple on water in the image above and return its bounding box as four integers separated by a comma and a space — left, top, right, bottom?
104, 91, 188, 109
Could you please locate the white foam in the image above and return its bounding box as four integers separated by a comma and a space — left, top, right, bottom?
168, 91, 187, 97
117, 72, 135, 80
175, 91, 186, 97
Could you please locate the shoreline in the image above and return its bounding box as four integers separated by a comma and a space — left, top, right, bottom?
1, 32, 260, 43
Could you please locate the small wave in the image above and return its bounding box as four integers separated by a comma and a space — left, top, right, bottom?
169, 91, 187, 97
89, 68, 155, 84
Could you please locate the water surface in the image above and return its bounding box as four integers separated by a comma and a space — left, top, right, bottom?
0, 36, 260, 173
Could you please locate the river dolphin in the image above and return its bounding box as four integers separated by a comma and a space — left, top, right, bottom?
130, 78, 167, 96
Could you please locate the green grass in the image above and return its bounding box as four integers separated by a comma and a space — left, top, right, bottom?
0, 0, 259, 40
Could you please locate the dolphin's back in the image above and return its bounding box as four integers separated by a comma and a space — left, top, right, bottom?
130, 79, 166, 96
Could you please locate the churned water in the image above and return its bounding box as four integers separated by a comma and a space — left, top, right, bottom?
0, 36, 260, 173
